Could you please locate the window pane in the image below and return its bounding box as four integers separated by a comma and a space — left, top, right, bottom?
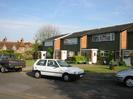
47, 60, 58, 67
37, 60, 46, 66
64, 38, 78, 45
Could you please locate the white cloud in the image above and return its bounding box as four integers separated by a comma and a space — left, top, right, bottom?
0, 18, 90, 41
0, 19, 41, 30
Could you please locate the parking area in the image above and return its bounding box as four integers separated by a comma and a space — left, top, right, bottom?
0, 68, 133, 99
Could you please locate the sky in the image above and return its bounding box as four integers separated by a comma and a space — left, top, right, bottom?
0, 0, 133, 42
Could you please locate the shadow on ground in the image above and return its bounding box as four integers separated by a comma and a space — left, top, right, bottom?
25, 71, 133, 99
26, 71, 63, 81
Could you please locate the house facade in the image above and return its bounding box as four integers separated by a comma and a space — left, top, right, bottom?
43, 23, 133, 65
85, 23, 133, 65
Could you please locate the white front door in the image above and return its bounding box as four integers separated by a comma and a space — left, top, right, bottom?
40, 51, 47, 59
123, 57, 131, 66
91, 49, 98, 64
61, 50, 67, 60
45, 60, 63, 77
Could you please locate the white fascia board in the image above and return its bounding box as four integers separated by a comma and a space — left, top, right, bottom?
54, 33, 72, 41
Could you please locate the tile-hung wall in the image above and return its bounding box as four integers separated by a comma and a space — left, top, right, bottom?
54, 39, 61, 50
80, 34, 87, 49
120, 30, 127, 50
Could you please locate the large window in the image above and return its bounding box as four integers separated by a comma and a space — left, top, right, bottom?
44, 41, 53, 46
92, 33, 115, 42
64, 38, 78, 45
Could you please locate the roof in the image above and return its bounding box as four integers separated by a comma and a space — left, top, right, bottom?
44, 23, 133, 41
0, 41, 19, 49
63, 32, 83, 39
86, 23, 133, 35
44, 34, 67, 41
63, 23, 133, 39
0, 41, 32, 50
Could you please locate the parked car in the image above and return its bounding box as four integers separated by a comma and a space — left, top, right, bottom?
0, 54, 25, 73
32, 59, 85, 81
115, 67, 133, 87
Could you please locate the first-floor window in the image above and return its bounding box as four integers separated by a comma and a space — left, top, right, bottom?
64, 38, 78, 45
44, 41, 53, 46
92, 33, 115, 42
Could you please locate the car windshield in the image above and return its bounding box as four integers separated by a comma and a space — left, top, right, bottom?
57, 60, 71, 67
2, 54, 16, 59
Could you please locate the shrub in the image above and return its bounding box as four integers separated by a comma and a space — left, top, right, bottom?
73, 55, 87, 64
21, 50, 33, 60
109, 60, 118, 70
47, 48, 53, 58
119, 61, 126, 66
15, 53, 23, 59
0, 50, 14, 54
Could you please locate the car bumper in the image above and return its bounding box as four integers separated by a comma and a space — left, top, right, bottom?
115, 75, 124, 82
69, 73, 85, 79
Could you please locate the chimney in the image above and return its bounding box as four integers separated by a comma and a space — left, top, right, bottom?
20, 38, 24, 42
3, 37, 7, 42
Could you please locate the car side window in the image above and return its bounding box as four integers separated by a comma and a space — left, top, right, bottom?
47, 60, 59, 67
37, 60, 47, 66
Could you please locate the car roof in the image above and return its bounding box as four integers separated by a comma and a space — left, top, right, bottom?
38, 59, 61, 61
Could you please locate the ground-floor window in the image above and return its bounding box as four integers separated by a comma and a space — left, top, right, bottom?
68, 51, 75, 57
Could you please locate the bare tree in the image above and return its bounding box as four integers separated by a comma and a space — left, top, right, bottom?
35, 25, 60, 43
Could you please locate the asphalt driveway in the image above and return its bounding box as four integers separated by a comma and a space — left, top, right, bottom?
0, 69, 133, 99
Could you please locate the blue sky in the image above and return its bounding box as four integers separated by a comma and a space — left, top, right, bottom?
0, 0, 133, 42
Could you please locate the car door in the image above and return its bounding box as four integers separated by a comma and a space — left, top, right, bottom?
45, 60, 63, 77
35, 59, 47, 75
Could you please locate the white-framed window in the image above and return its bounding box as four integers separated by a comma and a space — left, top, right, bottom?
44, 41, 53, 46
92, 33, 115, 42
64, 38, 78, 45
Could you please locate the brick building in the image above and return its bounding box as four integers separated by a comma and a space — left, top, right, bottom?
0, 37, 32, 53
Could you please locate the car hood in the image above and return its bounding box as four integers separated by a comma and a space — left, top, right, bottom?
62, 67, 84, 74
117, 68, 133, 75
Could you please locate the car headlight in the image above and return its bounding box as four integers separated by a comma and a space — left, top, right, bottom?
74, 72, 78, 74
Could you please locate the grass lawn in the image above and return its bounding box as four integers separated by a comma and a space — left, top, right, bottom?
25, 60, 130, 73
25, 60, 36, 66
71, 64, 130, 73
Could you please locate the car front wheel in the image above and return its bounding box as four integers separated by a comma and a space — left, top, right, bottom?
1, 67, 6, 73
34, 71, 41, 79
125, 77, 133, 87
63, 74, 70, 81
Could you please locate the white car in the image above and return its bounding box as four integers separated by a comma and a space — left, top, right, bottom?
32, 59, 84, 81
115, 68, 133, 87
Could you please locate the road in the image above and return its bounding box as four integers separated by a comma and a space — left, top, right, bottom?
0, 69, 133, 99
